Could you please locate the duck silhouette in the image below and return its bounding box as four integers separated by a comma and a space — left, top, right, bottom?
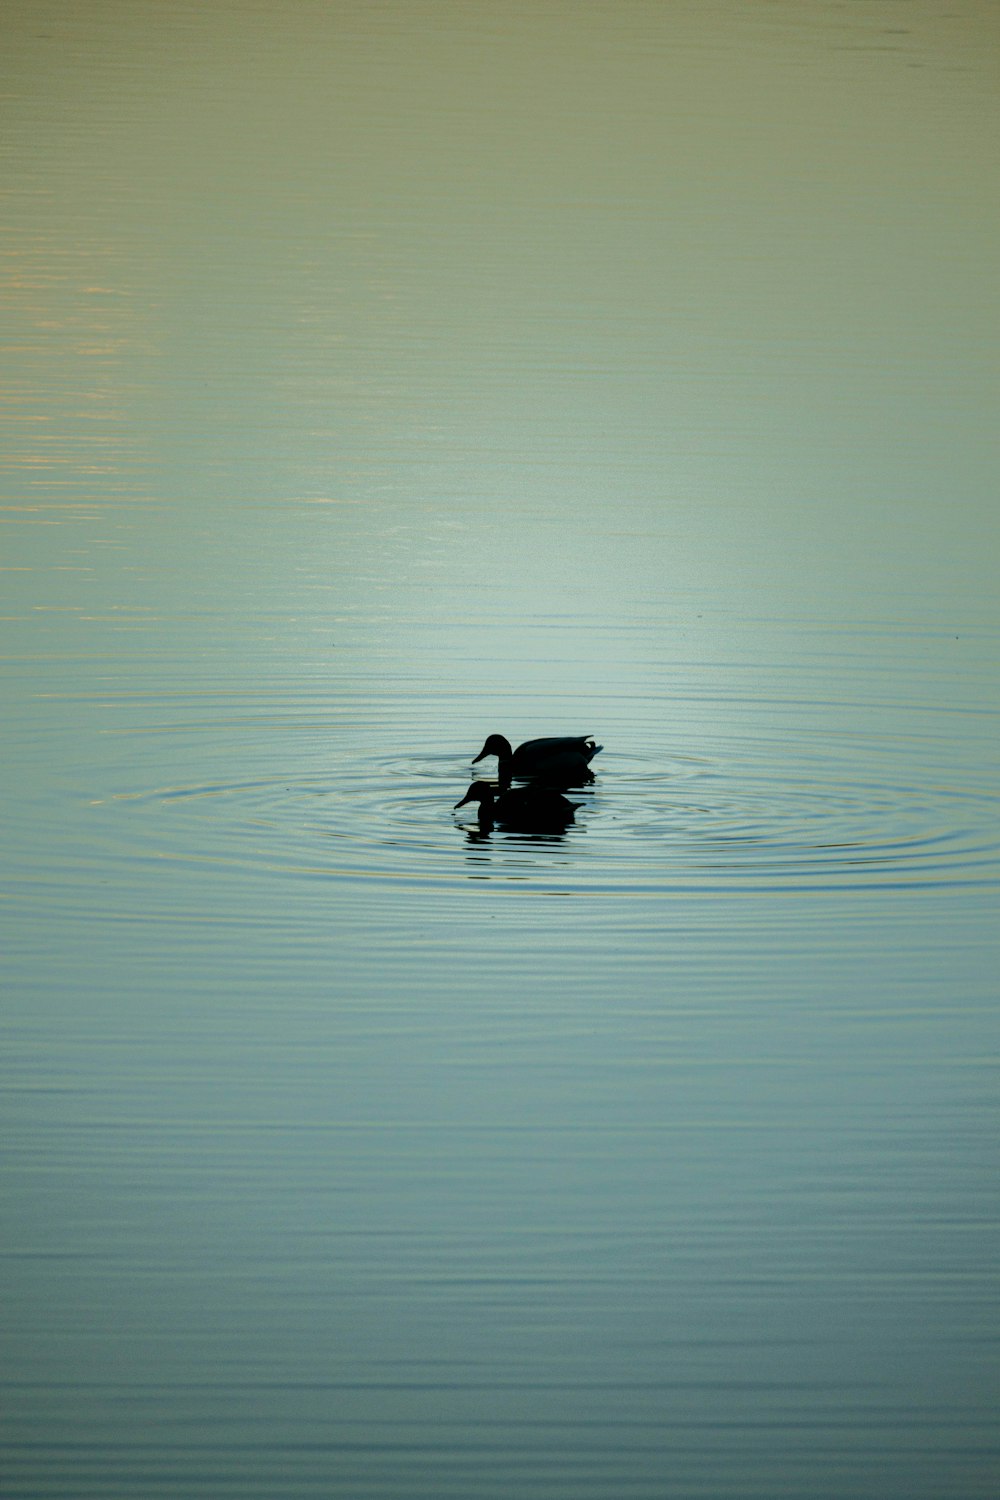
472, 734, 602, 784
454, 779, 581, 830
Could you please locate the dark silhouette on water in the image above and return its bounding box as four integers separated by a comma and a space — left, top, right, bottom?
472, 734, 602, 785
454, 780, 582, 831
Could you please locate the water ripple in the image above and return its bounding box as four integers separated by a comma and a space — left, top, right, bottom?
92, 742, 1000, 895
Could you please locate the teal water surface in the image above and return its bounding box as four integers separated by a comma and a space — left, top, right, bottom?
3, 3, 999, 1497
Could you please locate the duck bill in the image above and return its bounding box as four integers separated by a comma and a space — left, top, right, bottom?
471, 745, 489, 764
454, 791, 476, 809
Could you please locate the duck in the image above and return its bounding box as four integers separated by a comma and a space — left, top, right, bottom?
472, 733, 602, 784
454, 780, 581, 829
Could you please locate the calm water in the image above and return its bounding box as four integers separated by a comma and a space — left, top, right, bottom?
3, 3, 999, 1496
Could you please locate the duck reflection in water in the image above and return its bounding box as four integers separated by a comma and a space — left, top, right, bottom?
454, 779, 582, 836
472, 733, 602, 786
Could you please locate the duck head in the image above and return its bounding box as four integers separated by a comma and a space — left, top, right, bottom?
472, 734, 512, 764
454, 780, 495, 811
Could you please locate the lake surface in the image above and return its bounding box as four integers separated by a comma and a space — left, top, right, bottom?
3, 2, 999, 1496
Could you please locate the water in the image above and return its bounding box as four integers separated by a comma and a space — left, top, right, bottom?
3, 3, 999, 1497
